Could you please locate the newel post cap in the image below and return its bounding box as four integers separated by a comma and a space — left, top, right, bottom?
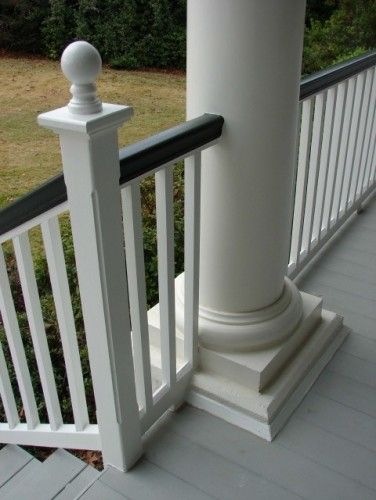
61, 41, 103, 115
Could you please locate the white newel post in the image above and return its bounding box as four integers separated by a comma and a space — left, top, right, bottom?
185, 0, 344, 439
38, 41, 143, 470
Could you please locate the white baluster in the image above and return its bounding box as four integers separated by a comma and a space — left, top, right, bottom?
0, 247, 39, 429
41, 217, 89, 431
155, 166, 176, 388
13, 232, 63, 430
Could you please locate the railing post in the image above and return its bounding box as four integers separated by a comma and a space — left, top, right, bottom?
38, 41, 142, 471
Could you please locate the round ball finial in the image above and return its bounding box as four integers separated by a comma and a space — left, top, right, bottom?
61, 41, 103, 115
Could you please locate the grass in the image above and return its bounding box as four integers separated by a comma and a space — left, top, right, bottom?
0, 54, 186, 206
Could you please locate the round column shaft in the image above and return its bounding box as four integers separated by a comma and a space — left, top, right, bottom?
187, 0, 306, 350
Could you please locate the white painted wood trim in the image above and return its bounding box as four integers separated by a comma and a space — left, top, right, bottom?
183, 153, 201, 367
0, 341, 19, 429
41, 217, 89, 431
122, 183, 153, 413
13, 232, 63, 430
0, 247, 39, 429
0, 423, 100, 449
155, 166, 176, 388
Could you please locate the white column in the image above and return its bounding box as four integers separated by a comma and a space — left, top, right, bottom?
187, 0, 305, 351
38, 42, 142, 471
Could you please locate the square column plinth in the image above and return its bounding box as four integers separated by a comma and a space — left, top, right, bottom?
147, 275, 347, 441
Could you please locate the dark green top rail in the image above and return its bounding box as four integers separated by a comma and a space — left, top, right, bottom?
0, 114, 224, 237
300, 50, 376, 100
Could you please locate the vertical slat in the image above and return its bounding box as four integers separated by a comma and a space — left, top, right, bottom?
369, 137, 376, 187
353, 69, 374, 199
288, 102, 303, 269
13, 232, 63, 430
345, 72, 367, 210
316, 85, 338, 241
335, 76, 357, 218
122, 183, 153, 412
325, 80, 349, 230
0, 341, 19, 428
305, 91, 327, 253
41, 217, 89, 431
361, 68, 376, 191
155, 165, 176, 388
0, 247, 39, 429
184, 153, 201, 367
295, 97, 315, 268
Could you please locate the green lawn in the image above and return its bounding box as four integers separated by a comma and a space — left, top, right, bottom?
0, 55, 186, 207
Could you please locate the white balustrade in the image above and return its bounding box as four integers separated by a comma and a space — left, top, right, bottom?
289, 63, 376, 279
0, 41, 210, 470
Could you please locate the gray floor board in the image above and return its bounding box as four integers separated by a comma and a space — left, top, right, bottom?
0, 449, 86, 500
0, 459, 42, 499
146, 428, 302, 500
55, 465, 100, 500
277, 417, 376, 491
79, 479, 128, 500
294, 392, 376, 452
327, 350, 376, 386
303, 266, 376, 300
313, 369, 376, 417
339, 331, 376, 363
169, 406, 374, 500
0, 445, 33, 488
100, 461, 215, 500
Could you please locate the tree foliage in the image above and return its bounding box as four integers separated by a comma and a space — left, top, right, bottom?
303, 0, 376, 74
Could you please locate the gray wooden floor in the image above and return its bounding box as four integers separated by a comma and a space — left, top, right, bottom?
81, 198, 376, 500
1, 198, 376, 499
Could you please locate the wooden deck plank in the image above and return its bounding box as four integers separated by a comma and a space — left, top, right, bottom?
169, 406, 375, 500
79, 479, 129, 499
100, 461, 215, 500
295, 392, 376, 452
0, 449, 86, 500
146, 428, 303, 500
0, 445, 33, 487
55, 465, 100, 500
340, 332, 376, 363
277, 417, 376, 491
0, 459, 42, 498
327, 350, 376, 386
313, 369, 376, 417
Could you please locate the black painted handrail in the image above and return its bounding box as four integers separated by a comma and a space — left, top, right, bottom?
0, 113, 224, 237
300, 50, 376, 100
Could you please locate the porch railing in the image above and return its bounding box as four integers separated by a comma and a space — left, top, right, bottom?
0, 43, 376, 470
289, 51, 376, 279
0, 100, 223, 468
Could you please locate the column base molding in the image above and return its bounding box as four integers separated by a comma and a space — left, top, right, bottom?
147, 276, 346, 441
187, 305, 346, 441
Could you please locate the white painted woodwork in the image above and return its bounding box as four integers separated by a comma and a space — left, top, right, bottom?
155, 166, 176, 387
121, 182, 153, 413
345, 73, 367, 209
61, 41, 102, 115
13, 232, 63, 430
183, 153, 201, 367
0, 341, 19, 429
187, 0, 305, 349
0, 247, 39, 429
41, 217, 89, 431
0, 423, 100, 449
38, 41, 142, 471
